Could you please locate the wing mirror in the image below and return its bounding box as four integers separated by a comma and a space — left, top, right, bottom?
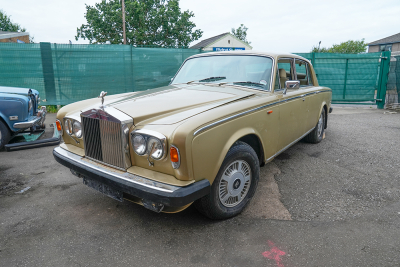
283, 80, 300, 94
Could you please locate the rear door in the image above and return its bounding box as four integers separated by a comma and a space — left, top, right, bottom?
294, 59, 320, 132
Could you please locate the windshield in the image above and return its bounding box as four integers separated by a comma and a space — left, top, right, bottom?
172, 55, 273, 90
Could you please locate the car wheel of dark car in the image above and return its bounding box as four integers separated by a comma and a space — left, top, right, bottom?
0, 120, 11, 150
195, 141, 260, 219
304, 108, 326, 144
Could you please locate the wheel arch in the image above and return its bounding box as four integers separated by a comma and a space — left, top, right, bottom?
192, 127, 265, 184
319, 101, 328, 129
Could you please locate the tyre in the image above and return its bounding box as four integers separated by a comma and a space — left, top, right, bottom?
0, 120, 11, 150
304, 108, 325, 144
195, 141, 260, 219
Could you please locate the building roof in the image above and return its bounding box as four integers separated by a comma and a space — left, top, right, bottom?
368, 32, 400, 45
0, 31, 29, 39
190, 32, 230, 49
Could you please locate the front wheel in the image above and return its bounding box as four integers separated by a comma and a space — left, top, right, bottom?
195, 141, 260, 219
0, 120, 11, 150
304, 108, 326, 144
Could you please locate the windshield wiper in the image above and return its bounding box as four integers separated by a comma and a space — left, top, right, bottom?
232, 81, 266, 88
187, 76, 226, 84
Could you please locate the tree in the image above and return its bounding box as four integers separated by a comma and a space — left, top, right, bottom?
0, 9, 26, 32
231, 24, 251, 45
311, 39, 367, 54
0, 10, 34, 42
75, 0, 203, 47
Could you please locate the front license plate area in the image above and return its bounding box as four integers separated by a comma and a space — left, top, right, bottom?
83, 178, 123, 202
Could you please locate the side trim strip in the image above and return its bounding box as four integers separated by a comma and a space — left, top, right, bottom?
193, 89, 331, 136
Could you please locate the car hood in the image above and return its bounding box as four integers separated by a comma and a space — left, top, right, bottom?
107, 84, 256, 125
0, 86, 39, 96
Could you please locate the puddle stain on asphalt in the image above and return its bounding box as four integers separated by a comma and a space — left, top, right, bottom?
262, 240, 286, 267
241, 162, 292, 220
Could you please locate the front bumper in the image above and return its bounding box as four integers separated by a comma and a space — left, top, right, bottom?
13, 116, 41, 129
53, 147, 210, 207
13, 107, 47, 129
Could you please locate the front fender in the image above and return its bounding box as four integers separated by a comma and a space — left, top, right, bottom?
192, 126, 263, 185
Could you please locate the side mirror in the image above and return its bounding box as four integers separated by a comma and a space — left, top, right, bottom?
283, 80, 300, 94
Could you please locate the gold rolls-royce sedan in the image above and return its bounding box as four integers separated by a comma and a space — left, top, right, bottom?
53, 51, 332, 219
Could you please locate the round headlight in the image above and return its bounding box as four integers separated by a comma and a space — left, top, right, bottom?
132, 134, 146, 155
72, 121, 82, 138
65, 119, 73, 135
148, 137, 163, 159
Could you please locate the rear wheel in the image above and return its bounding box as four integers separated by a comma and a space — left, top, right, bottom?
304, 108, 325, 144
195, 141, 260, 219
0, 120, 11, 150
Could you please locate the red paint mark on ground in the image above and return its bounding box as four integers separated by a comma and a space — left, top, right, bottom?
262, 240, 286, 267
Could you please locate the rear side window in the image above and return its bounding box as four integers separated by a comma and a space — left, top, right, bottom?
295, 59, 313, 87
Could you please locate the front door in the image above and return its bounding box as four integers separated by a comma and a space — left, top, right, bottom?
274, 58, 309, 151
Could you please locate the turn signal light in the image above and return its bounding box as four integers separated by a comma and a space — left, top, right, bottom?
170, 147, 179, 162
56, 119, 62, 131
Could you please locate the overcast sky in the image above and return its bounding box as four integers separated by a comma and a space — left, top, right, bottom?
1, 0, 400, 52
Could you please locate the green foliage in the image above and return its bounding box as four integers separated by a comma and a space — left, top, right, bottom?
40, 105, 64, 113
76, 0, 203, 47
0, 9, 26, 32
311, 39, 367, 54
231, 24, 251, 45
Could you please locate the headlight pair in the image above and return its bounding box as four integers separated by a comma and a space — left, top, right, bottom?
64, 118, 82, 138
131, 130, 166, 160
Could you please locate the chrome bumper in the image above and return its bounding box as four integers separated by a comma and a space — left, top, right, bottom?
13, 116, 41, 129
14, 107, 47, 129
53, 147, 210, 207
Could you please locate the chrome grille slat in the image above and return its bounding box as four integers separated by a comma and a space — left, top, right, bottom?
82, 115, 127, 169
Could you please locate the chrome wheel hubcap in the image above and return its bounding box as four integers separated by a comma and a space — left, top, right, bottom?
218, 160, 251, 207
317, 113, 324, 137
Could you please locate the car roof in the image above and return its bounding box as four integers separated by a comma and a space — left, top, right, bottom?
186, 50, 310, 62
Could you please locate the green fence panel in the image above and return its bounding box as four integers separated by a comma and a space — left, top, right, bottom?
296, 52, 383, 103
0, 43, 45, 96
0, 43, 202, 105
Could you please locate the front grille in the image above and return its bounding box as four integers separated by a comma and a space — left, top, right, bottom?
82, 115, 126, 170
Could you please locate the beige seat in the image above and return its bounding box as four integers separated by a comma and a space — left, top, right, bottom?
279, 68, 288, 88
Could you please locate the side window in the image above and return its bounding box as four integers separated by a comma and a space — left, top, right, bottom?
295, 59, 313, 87
277, 59, 293, 89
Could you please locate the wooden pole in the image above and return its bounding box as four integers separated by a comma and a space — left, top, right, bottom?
122, 0, 126, 44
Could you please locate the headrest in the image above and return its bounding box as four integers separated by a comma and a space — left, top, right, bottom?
279, 68, 287, 77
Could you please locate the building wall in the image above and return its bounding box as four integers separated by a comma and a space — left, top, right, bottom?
368, 45, 379, 53
368, 42, 400, 53
0, 35, 30, 43
203, 35, 252, 51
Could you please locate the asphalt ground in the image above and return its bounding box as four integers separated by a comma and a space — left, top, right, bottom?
1, 106, 400, 267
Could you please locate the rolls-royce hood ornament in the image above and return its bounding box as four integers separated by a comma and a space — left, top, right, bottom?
98, 91, 107, 106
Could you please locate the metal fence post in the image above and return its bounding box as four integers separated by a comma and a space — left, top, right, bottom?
39, 42, 56, 103
343, 58, 349, 100
377, 51, 391, 109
